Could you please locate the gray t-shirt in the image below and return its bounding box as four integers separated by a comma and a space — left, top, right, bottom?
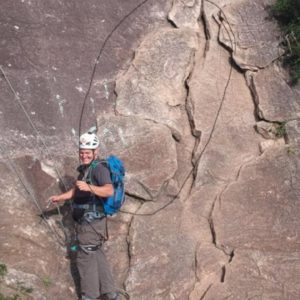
74, 160, 112, 205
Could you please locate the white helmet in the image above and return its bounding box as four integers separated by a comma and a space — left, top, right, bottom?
79, 126, 99, 150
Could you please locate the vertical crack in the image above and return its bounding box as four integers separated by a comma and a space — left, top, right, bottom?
200, 284, 213, 300
220, 265, 226, 283
200, 0, 212, 56
123, 211, 134, 293
194, 241, 201, 282
183, 40, 204, 194
122, 200, 143, 293
186, 80, 202, 139
208, 196, 218, 246
229, 249, 235, 263
245, 71, 262, 121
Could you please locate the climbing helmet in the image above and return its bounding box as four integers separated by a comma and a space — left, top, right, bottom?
79, 126, 99, 150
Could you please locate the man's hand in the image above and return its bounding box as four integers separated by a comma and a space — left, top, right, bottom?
76, 180, 92, 192
48, 195, 62, 204
47, 188, 75, 205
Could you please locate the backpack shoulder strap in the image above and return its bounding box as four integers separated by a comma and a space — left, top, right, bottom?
90, 159, 101, 169
82, 160, 101, 184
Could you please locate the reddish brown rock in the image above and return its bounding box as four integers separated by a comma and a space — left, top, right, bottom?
203, 249, 300, 300
0, 0, 170, 153
209, 147, 300, 298
0, 159, 75, 299
247, 67, 300, 122
97, 115, 178, 200
115, 27, 197, 140
168, 0, 202, 30
286, 119, 300, 146
1, 1, 300, 299
217, 0, 283, 70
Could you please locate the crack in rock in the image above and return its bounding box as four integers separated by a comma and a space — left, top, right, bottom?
168, 0, 202, 31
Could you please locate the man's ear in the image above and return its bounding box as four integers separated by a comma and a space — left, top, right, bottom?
93, 148, 99, 157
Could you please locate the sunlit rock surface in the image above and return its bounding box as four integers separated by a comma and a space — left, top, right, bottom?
1, 0, 299, 299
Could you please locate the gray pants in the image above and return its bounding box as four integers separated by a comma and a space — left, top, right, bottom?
76, 218, 116, 299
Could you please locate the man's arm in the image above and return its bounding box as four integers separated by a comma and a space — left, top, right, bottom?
49, 187, 76, 203
76, 181, 114, 198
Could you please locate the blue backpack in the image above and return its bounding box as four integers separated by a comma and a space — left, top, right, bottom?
100, 155, 126, 215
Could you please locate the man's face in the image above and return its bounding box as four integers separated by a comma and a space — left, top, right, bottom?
79, 149, 97, 165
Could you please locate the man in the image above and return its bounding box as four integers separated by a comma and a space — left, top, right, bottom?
49, 127, 120, 300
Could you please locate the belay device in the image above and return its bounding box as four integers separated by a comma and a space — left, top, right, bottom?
102, 155, 126, 215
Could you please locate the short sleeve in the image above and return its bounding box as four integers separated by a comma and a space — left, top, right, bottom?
92, 163, 112, 186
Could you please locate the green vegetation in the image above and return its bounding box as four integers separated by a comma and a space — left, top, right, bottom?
0, 264, 7, 279
0, 285, 33, 300
42, 276, 52, 288
0, 292, 20, 300
18, 286, 33, 295
287, 146, 296, 154
0, 265, 34, 299
272, 0, 300, 84
275, 121, 287, 137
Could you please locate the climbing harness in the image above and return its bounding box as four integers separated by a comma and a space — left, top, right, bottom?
83, 210, 105, 222
70, 213, 108, 253
73, 203, 103, 211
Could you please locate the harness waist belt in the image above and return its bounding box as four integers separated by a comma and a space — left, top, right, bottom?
73, 203, 103, 211
83, 211, 105, 221
72, 203, 105, 223
73, 203, 90, 209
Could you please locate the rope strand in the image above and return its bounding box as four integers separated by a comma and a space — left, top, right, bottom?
0, 66, 68, 193
0, 0, 237, 222
119, 0, 236, 216
0, 144, 66, 246
78, 0, 152, 137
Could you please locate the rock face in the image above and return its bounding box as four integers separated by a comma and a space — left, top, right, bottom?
0, 0, 170, 153
208, 147, 300, 300
97, 115, 178, 200
168, 0, 202, 30
116, 27, 197, 140
0, 158, 74, 299
217, 0, 283, 70
247, 67, 300, 122
1, 0, 300, 300
214, 147, 300, 252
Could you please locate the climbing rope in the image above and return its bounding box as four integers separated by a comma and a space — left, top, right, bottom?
205, 0, 236, 52
0, 143, 66, 246
0, 0, 237, 225
118, 0, 236, 216
0, 66, 68, 194
191, 0, 235, 180
0, 66, 67, 214
0, 0, 155, 249
0, 66, 70, 246
78, 0, 152, 137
